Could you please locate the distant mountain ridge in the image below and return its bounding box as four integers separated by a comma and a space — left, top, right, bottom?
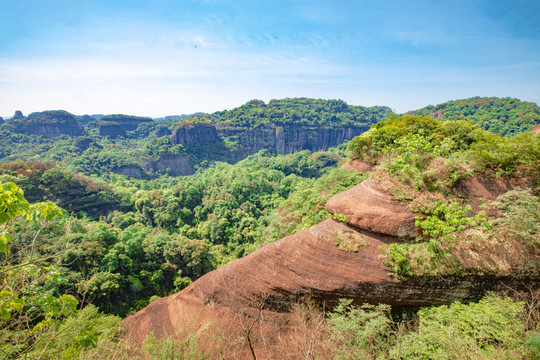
0, 96, 537, 178
407, 96, 540, 135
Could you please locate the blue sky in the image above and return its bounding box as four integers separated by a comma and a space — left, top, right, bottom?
0, 0, 539, 117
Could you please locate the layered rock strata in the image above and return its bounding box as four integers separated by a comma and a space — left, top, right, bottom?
124, 175, 538, 357
6, 110, 85, 138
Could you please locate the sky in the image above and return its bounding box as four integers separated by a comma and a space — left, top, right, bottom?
0, 0, 539, 118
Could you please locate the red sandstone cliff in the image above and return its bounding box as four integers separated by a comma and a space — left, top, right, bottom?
123, 173, 538, 358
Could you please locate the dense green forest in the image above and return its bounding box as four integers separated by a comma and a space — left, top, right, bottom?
209, 98, 392, 127
410, 96, 540, 135
0, 98, 392, 179
0, 98, 539, 359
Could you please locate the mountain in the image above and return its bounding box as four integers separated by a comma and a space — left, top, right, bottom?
124, 166, 538, 358
123, 114, 539, 357
94, 114, 154, 138
153, 113, 204, 122
407, 96, 540, 136
1, 110, 85, 138
2, 109, 538, 359
0, 97, 537, 179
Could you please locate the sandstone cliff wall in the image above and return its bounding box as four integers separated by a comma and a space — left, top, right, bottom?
123, 174, 539, 357
216, 124, 369, 158
6, 110, 85, 138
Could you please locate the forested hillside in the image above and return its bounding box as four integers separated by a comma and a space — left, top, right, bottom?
0, 99, 539, 359
409, 96, 540, 135
0, 98, 391, 178
210, 98, 391, 127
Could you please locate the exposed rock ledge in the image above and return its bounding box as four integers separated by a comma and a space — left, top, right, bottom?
124, 175, 538, 357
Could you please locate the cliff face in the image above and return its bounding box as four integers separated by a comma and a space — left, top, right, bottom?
169, 122, 368, 159
218, 124, 368, 159
6, 110, 85, 138
97, 115, 153, 138
112, 165, 149, 179
123, 173, 538, 357
164, 123, 368, 175
170, 123, 219, 145
143, 155, 194, 176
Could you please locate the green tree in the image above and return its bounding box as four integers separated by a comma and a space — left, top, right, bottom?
0, 181, 82, 358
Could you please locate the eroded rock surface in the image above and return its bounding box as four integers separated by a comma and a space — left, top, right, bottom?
326, 177, 421, 239
4, 110, 85, 138
124, 175, 538, 357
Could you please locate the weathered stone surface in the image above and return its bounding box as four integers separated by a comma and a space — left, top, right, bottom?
170, 122, 219, 145
112, 165, 148, 178
341, 160, 373, 173
97, 115, 153, 138
124, 174, 539, 356
7, 110, 85, 138
326, 177, 421, 239
143, 155, 194, 176
124, 217, 535, 354
217, 124, 369, 160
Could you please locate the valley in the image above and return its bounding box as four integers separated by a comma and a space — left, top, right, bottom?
0, 97, 538, 359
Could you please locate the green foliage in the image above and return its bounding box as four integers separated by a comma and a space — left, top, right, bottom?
261, 168, 368, 246
30, 304, 126, 360
491, 188, 540, 251
415, 201, 489, 240
412, 96, 540, 136
468, 131, 540, 177
389, 295, 529, 359
0, 182, 83, 359
0, 161, 121, 218
332, 213, 348, 224
213, 98, 392, 128
382, 189, 540, 279
383, 201, 489, 279
142, 322, 213, 360
328, 299, 394, 359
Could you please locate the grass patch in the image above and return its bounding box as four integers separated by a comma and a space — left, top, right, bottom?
333, 229, 370, 252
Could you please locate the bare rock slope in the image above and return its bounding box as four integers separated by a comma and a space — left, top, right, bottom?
124, 175, 537, 355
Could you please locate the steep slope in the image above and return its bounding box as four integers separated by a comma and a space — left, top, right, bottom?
95, 114, 154, 138
1, 110, 85, 138
123, 173, 538, 357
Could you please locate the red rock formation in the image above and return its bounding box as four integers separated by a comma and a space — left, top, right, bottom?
123, 175, 538, 357
430, 110, 444, 119
340, 160, 372, 173
326, 177, 421, 239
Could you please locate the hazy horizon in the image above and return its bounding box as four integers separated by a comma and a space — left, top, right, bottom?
1, 0, 539, 118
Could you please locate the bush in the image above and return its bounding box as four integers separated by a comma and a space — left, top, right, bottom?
389, 295, 530, 359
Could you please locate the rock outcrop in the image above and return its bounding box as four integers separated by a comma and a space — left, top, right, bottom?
170, 122, 219, 146
5, 110, 85, 138
169, 122, 368, 161
142, 155, 194, 176
217, 124, 369, 160
124, 174, 538, 357
97, 115, 153, 138
112, 165, 149, 179
326, 177, 421, 239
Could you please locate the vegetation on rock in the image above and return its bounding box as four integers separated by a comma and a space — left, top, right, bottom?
0, 98, 538, 359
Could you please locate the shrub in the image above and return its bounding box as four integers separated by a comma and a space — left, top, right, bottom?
389, 295, 529, 359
